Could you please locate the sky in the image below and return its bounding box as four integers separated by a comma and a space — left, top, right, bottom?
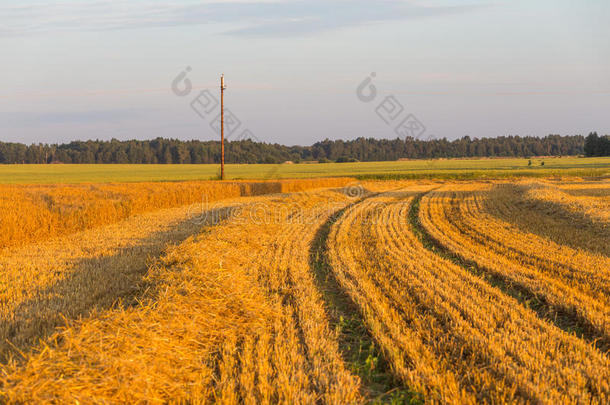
0, 0, 609, 146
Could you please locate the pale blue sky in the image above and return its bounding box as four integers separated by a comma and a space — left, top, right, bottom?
1, 0, 608, 145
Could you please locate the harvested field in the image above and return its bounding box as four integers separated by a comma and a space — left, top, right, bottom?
1, 177, 608, 403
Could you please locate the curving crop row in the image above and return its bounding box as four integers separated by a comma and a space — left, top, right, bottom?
419, 184, 610, 347
329, 189, 610, 403
0, 189, 361, 404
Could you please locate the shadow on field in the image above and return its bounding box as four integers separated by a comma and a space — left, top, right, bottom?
308, 195, 422, 403
561, 188, 610, 198
484, 184, 610, 257
0, 205, 239, 364
410, 191, 609, 353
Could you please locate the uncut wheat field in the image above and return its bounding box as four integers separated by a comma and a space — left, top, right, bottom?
0, 176, 609, 404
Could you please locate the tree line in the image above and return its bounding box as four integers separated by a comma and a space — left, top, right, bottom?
584, 132, 610, 157
0, 133, 606, 164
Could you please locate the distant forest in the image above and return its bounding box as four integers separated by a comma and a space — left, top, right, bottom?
0, 133, 608, 164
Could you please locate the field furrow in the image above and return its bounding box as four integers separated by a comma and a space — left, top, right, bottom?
308, 201, 409, 401
329, 191, 475, 403
0, 189, 362, 404
447, 189, 610, 298
329, 189, 610, 403
2, 177, 609, 403
485, 182, 610, 256
0, 199, 246, 363
525, 180, 610, 224
419, 184, 610, 347
0, 178, 352, 250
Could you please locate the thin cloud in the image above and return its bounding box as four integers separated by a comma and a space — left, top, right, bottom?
0, 109, 141, 128
225, 2, 485, 36
0, 0, 487, 37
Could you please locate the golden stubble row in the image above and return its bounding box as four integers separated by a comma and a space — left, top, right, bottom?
328, 189, 610, 404
523, 179, 610, 224
0, 195, 254, 363
482, 182, 610, 289
0, 178, 353, 250
2, 178, 607, 403
0, 188, 363, 404
419, 182, 610, 346
484, 182, 610, 256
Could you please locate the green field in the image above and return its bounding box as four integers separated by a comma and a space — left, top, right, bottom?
1, 157, 609, 184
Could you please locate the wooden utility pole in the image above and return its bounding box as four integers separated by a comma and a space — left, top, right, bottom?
220, 74, 226, 180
